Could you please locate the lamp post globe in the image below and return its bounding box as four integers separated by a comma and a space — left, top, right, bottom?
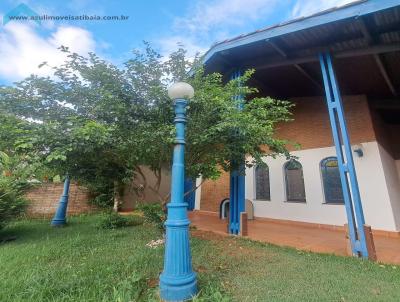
160, 82, 198, 301
167, 82, 194, 100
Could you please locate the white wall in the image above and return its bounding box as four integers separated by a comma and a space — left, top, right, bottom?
377, 146, 400, 230
194, 177, 202, 210
245, 141, 400, 231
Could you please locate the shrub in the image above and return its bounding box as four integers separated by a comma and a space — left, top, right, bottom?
0, 187, 27, 230
86, 181, 115, 209
90, 192, 114, 209
99, 212, 143, 229
0, 152, 30, 230
138, 203, 165, 231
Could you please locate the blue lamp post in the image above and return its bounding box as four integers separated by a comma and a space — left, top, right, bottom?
51, 174, 70, 227
159, 82, 198, 301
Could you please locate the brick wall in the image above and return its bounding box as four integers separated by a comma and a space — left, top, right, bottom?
200, 95, 376, 213
276, 95, 375, 151
200, 172, 230, 212
25, 183, 96, 218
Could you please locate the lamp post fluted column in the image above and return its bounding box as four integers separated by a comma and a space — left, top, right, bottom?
160, 82, 197, 301
51, 174, 70, 227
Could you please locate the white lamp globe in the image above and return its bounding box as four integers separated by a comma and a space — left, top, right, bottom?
167, 82, 194, 100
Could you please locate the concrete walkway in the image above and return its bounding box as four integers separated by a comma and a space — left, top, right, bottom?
188, 211, 400, 265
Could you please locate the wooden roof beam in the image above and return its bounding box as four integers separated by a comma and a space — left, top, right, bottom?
266, 40, 323, 91
358, 18, 397, 96
240, 43, 400, 71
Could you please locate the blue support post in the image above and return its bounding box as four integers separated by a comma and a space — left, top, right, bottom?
184, 178, 196, 211
229, 170, 238, 234
229, 70, 246, 235
160, 98, 197, 301
51, 175, 70, 227
319, 52, 369, 258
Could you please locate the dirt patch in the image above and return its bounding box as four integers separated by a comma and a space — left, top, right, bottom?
147, 278, 158, 288
191, 229, 274, 260
194, 265, 208, 273
191, 229, 229, 242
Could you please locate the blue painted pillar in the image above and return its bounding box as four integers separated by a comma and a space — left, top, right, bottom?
319, 52, 369, 258
229, 70, 246, 235
51, 175, 70, 227
184, 178, 196, 211
160, 98, 197, 301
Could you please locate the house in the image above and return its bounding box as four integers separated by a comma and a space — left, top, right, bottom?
192, 0, 400, 257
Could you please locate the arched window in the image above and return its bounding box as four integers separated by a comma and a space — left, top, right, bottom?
320, 157, 344, 204
284, 160, 306, 202
255, 164, 270, 200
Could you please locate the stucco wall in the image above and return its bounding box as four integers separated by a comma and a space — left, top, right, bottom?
194, 177, 202, 210
397, 160, 400, 180
120, 166, 171, 211
377, 145, 400, 230
244, 141, 399, 231
196, 142, 400, 231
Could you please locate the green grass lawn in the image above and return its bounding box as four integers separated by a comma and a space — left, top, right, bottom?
1, 214, 400, 301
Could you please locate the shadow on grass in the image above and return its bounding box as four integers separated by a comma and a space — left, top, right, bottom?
0, 215, 98, 245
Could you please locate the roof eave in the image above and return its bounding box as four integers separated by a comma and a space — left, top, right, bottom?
203, 0, 400, 64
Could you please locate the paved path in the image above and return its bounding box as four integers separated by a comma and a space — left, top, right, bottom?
188, 211, 400, 265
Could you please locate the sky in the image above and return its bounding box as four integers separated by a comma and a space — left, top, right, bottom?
0, 0, 357, 85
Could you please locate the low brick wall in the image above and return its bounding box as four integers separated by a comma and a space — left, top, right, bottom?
25, 183, 96, 218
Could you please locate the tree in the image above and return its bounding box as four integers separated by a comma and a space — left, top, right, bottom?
125, 47, 295, 201
0, 114, 47, 229
0, 43, 294, 208
1, 49, 148, 209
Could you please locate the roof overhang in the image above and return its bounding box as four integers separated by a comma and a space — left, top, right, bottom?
203, 0, 400, 63
202, 0, 400, 100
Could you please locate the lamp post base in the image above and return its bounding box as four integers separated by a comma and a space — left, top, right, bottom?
160, 210, 198, 301
160, 272, 197, 302
51, 176, 70, 228
51, 219, 67, 227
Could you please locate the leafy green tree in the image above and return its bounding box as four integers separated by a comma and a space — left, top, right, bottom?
0, 44, 294, 208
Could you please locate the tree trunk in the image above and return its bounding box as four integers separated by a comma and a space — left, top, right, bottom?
113, 181, 122, 212
113, 199, 119, 212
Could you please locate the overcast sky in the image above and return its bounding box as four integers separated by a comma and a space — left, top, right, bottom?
0, 0, 357, 84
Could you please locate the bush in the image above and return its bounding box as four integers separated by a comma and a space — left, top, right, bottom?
0, 187, 27, 230
85, 181, 115, 209
0, 152, 30, 230
90, 192, 114, 209
138, 203, 165, 231
99, 212, 143, 229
